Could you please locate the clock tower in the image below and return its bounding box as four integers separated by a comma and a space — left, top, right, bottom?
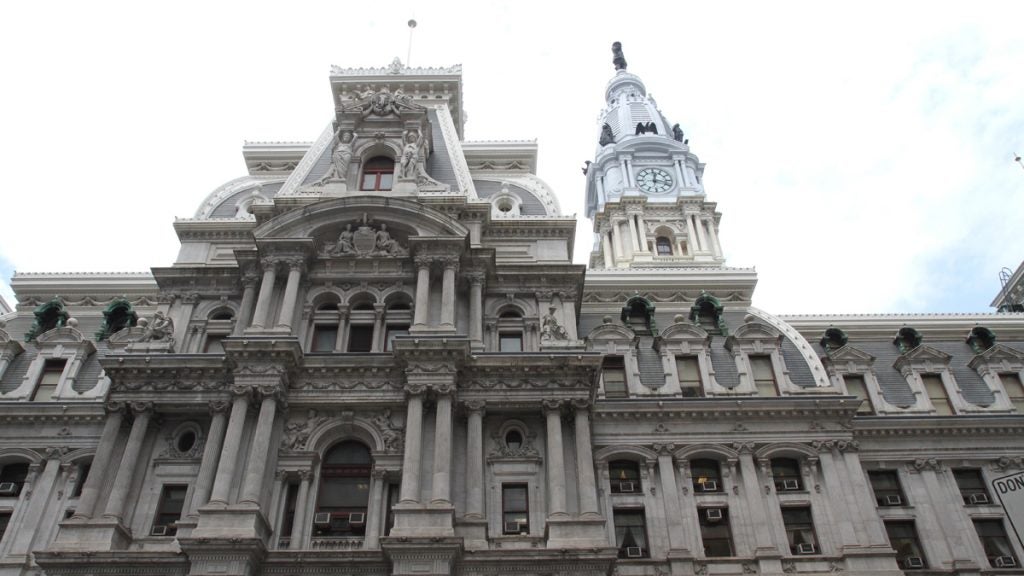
585, 42, 725, 269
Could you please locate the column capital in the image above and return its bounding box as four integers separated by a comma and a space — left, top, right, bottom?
433, 383, 455, 396
372, 468, 389, 481
208, 400, 231, 415
405, 384, 427, 396
229, 384, 254, 401
464, 400, 486, 415
258, 383, 287, 408
259, 257, 280, 272
535, 290, 554, 302
653, 443, 676, 457
542, 399, 563, 414
241, 272, 261, 288
129, 401, 154, 416
282, 256, 307, 273
571, 398, 591, 411
44, 446, 68, 461
104, 401, 126, 416
414, 255, 433, 269
275, 469, 290, 481
439, 256, 460, 272
297, 469, 313, 482
465, 270, 486, 285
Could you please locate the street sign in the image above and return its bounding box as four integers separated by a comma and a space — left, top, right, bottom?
991, 471, 1024, 548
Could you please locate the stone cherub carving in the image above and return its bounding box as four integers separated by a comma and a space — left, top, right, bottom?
540, 306, 569, 341
312, 128, 354, 186
142, 311, 174, 343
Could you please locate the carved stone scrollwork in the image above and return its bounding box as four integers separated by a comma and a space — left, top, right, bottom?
732, 442, 756, 454
105, 401, 126, 416
465, 271, 486, 286
992, 456, 1024, 472
130, 401, 154, 415
465, 400, 486, 415
652, 443, 676, 456
260, 257, 279, 273
44, 446, 67, 461
912, 458, 943, 472
372, 468, 388, 481
208, 400, 230, 415
282, 410, 329, 452
438, 256, 460, 272
413, 255, 433, 270
230, 384, 254, 400
405, 384, 427, 396
275, 469, 289, 481
541, 399, 563, 413
297, 469, 313, 482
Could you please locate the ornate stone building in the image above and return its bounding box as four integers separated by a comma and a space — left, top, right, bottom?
1, 45, 1023, 576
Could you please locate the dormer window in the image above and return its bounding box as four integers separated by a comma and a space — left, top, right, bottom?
360, 157, 394, 191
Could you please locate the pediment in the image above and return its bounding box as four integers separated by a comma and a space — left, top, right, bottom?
586, 323, 635, 342
730, 321, 782, 341
36, 326, 85, 345
661, 322, 711, 341
900, 344, 952, 363
825, 344, 876, 363
969, 344, 1024, 368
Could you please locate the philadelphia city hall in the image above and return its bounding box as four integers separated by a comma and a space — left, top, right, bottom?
1, 43, 1024, 576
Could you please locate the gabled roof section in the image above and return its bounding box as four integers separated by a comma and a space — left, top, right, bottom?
893, 344, 952, 371
824, 344, 876, 363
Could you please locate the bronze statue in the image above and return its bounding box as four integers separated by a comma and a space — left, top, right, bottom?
612, 41, 627, 71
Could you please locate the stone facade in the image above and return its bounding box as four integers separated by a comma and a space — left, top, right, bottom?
0, 45, 1022, 576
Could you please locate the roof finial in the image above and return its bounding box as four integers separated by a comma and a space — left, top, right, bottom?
612, 42, 627, 71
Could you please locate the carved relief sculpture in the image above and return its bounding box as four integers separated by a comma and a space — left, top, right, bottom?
312, 128, 354, 186
323, 216, 408, 258
540, 306, 569, 341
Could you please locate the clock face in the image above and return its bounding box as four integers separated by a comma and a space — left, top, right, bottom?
637, 168, 674, 193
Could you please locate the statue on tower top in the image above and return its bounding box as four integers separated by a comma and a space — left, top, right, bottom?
612, 42, 627, 71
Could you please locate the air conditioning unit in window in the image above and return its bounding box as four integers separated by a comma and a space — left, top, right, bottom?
625, 546, 644, 558
150, 525, 168, 537
348, 512, 365, 526
904, 557, 924, 569
705, 508, 723, 522
970, 493, 991, 505
0, 483, 17, 496
313, 512, 332, 526
619, 481, 636, 493
885, 495, 903, 506
996, 556, 1017, 568
700, 480, 718, 492
796, 543, 816, 555
782, 479, 801, 491
503, 521, 524, 535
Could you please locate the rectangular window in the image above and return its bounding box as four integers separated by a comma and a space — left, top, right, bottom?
0, 512, 10, 542
885, 520, 927, 569
312, 325, 338, 352
33, 359, 66, 402
502, 484, 529, 534
781, 507, 819, 555
699, 507, 734, 557
0, 463, 29, 497
203, 335, 225, 354
347, 325, 374, 353
1001, 373, 1024, 413
974, 519, 1019, 568
603, 356, 628, 399
843, 374, 874, 414
772, 458, 803, 491
499, 332, 523, 352
921, 373, 954, 415
868, 470, 906, 507
676, 356, 703, 397
954, 469, 991, 505
152, 484, 188, 536
71, 463, 91, 498
613, 509, 649, 558
749, 355, 777, 396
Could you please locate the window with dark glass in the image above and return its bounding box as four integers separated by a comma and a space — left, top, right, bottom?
868, 470, 906, 506
772, 458, 803, 491
885, 520, 927, 569
750, 355, 777, 396
603, 356, 628, 399
152, 484, 188, 536
692, 459, 723, 493
315, 441, 372, 537
312, 325, 338, 352
279, 482, 298, 543
974, 519, 1019, 568
922, 373, 954, 415
360, 156, 394, 191
614, 509, 649, 558
1001, 373, 1024, 413
71, 463, 90, 498
499, 332, 523, 352
33, 359, 66, 401
655, 236, 673, 256
676, 356, 703, 397
954, 469, 991, 505
700, 507, 733, 557
347, 325, 374, 353
843, 374, 874, 414
502, 484, 529, 534
504, 430, 523, 450
609, 460, 641, 493
0, 512, 10, 542
0, 463, 28, 497
781, 506, 819, 555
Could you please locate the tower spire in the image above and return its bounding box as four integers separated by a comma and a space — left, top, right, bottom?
612, 42, 627, 71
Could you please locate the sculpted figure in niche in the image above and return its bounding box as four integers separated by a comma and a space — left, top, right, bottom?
374, 223, 408, 257
540, 306, 569, 341
143, 311, 174, 343
399, 130, 423, 179
329, 224, 355, 255
313, 128, 354, 186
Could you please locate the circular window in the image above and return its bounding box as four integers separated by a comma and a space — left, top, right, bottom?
505, 430, 523, 449
176, 430, 197, 453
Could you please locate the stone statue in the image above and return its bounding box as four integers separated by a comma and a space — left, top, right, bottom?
612, 41, 628, 71
329, 224, 355, 255
143, 311, 174, 343
399, 130, 423, 179
371, 408, 404, 452
374, 223, 407, 256
599, 123, 615, 146
540, 306, 569, 341
312, 129, 354, 186
672, 123, 685, 142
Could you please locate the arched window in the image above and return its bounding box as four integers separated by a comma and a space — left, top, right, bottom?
360, 157, 394, 191
609, 460, 641, 493
772, 458, 803, 491
655, 237, 673, 256
691, 459, 722, 492
315, 441, 372, 537
0, 462, 30, 496
347, 300, 376, 353
497, 309, 525, 352
202, 309, 235, 353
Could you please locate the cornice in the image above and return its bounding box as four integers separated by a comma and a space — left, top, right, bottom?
782, 313, 1024, 341
852, 415, 1024, 438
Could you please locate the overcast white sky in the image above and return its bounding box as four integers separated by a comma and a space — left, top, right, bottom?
1, 1, 1022, 314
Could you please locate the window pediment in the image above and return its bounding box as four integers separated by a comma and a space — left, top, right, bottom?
893, 345, 952, 371
724, 322, 782, 351
968, 344, 1024, 369
823, 344, 876, 364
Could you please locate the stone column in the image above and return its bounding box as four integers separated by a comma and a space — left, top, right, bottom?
371, 303, 386, 352
657, 449, 689, 551
250, 258, 279, 329
626, 214, 641, 252
465, 401, 486, 518
399, 388, 425, 503
365, 469, 387, 549
543, 400, 567, 517
686, 214, 699, 253
738, 448, 777, 554
73, 402, 124, 519
234, 274, 259, 336
239, 386, 283, 505
208, 388, 251, 506
431, 388, 454, 504
619, 159, 630, 187
275, 258, 305, 331
440, 257, 459, 329
695, 216, 710, 254
335, 305, 349, 352
816, 445, 857, 548
625, 159, 635, 187
289, 470, 311, 550
842, 450, 889, 546
573, 401, 600, 516
412, 256, 432, 329
635, 215, 649, 253
9, 454, 60, 555
673, 159, 685, 188
601, 232, 615, 268
102, 402, 153, 520
188, 401, 230, 517
468, 272, 485, 348
611, 220, 625, 262
707, 219, 723, 257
